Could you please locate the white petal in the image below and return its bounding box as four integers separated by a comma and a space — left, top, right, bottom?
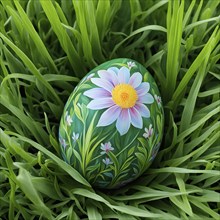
136, 82, 150, 96
118, 67, 130, 84
87, 98, 114, 110
100, 143, 105, 151
97, 105, 121, 126
135, 103, 150, 118
129, 107, 143, 129
116, 109, 131, 135
84, 88, 111, 99
108, 67, 119, 74
98, 69, 118, 86
129, 72, 142, 88
138, 93, 154, 104
110, 146, 114, 151
143, 133, 148, 138
91, 78, 113, 92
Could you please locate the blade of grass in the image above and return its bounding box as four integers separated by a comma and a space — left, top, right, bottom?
165, 0, 184, 102
40, 0, 85, 76
110, 25, 167, 57
11, 0, 59, 74
169, 26, 219, 110
179, 45, 211, 132
16, 166, 53, 219
0, 33, 62, 105
0, 129, 91, 188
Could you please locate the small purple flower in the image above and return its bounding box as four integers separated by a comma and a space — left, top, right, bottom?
127, 61, 136, 69
72, 132, 79, 142
143, 124, 153, 139
154, 94, 162, 107
65, 111, 73, 126
59, 137, 67, 149
100, 142, 114, 155
102, 157, 113, 166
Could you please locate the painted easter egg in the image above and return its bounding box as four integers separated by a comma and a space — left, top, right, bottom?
59, 58, 164, 189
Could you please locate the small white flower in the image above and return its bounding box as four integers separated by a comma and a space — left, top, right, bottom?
154, 94, 162, 107
72, 132, 79, 142
65, 112, 73, 126
100, 142, 114, 155
59, 138, 67, 149
102, 157, 113, 166
143, 124, 153, 139
82, 73, 95, 83
86, 73, 95, 81
127, 61, 136, 69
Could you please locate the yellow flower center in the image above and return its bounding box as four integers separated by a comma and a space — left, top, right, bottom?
112, 84, 138, 108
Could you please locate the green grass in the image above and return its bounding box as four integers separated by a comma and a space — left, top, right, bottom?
0, 0, 219, 219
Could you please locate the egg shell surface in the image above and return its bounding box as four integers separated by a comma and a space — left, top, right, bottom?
59, 58, 164, 189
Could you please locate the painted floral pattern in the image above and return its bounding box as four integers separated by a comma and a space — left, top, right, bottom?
102, 157, 113, 166
143, 124, 153, 139
127, 61, 136, 69
84, 66, 154, 135
100, 142, 114, 155
154, 94, 162, 107
59, 137, 67, 149
81, 73, 95, 83
72, 132, 79, 142
65, 111, 73, 126
59, 58, 164, 189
